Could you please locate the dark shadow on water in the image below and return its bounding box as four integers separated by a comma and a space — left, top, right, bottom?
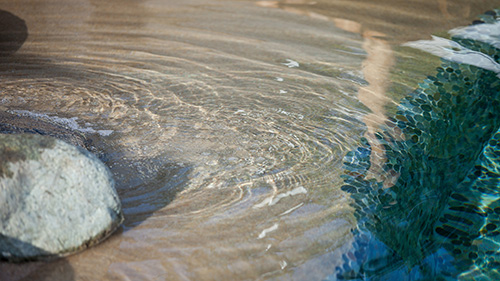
333, 9, 500, 280
0, 9, 74, 281
0, 236, 74, 281
92, 137, 193, 230
0, 54, 192, 279
0, 258, 74, 281
0, 57, 192, 279
0, 139, 190, 281
0, 10, 190, 281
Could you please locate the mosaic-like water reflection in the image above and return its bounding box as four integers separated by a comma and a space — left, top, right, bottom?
339, 12, 500, 280
0, 0, 499, 280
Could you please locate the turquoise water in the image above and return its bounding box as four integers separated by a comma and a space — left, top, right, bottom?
338, 10, 500, 280
0, 1, 499, 280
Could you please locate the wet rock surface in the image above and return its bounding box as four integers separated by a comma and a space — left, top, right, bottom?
0, 8, 121, 262
0, 110, 90, 149
0, 134, 123, 262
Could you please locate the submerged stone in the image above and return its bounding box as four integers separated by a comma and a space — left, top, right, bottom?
0, 134, 123, 261
0, 110, 90, 150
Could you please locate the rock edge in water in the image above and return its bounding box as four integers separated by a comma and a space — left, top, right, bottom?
0, 110, 90, 150
0, 133, 123, 262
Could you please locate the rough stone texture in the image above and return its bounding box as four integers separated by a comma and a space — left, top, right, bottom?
0, 134, 123, 261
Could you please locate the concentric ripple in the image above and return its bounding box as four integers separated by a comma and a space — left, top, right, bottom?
0, 0, 498, 280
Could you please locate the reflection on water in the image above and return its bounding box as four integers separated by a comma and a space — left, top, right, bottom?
0, 0, 499, 280
340, 11, 500, 280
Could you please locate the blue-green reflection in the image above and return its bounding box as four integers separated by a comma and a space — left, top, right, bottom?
337, 9, 500, 280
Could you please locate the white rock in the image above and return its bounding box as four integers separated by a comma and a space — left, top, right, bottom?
0, 134, 123, 261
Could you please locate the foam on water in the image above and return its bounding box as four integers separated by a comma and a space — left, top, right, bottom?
11, 110, 114, 136
0, 0, 499, 280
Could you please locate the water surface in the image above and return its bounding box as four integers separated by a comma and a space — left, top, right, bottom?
0, 0, 498, 280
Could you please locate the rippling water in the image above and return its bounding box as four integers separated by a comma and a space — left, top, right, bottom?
0, 0, 499, 280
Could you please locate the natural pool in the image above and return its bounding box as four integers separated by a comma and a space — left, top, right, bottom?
0, 0, 499, 280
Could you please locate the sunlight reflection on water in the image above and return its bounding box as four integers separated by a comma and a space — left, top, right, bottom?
0, 0, 499, 280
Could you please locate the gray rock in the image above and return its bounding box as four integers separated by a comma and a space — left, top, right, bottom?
0, 134, 123, 261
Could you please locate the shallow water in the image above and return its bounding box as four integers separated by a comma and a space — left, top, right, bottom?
0, 0, 499, 280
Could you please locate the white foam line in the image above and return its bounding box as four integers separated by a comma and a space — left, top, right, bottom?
283, 59, 299, 68
11, 110, 113, 136
279, 202, 304, 216
258, 223, 278, 239
253, 186, 307, 209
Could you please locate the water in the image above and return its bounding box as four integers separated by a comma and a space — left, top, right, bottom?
340, 16, 500, 279
0, 0, 499, 280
